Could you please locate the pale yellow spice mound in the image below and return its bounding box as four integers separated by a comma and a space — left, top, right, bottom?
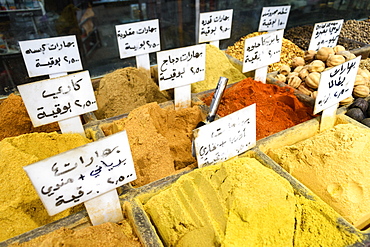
268, 123, 370, 225
191, 44, 246, 93
94, 67, 171, 119
9, 218, 142, 247
0, 132, 91, 241
144, 157, 363, 246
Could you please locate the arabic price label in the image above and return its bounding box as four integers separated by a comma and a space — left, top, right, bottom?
194, 103, 256, 168
18, 70, 97, 127
258, 6, 290, 32
23, 131, 137, 216
198, 9, 233, 43
158, 44, 206, 91
308, 19, 344, 51
242, 29, 283, 73
19, 35, 82, 77
314, 56, 361, 115
116, 19, 161, 59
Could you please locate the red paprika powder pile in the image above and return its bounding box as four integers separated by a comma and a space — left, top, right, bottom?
202, 78, 315, 140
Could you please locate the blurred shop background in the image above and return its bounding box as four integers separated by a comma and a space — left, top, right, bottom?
0, 0, 369, 96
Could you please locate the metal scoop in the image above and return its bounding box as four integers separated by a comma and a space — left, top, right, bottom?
192, 76, 228, 157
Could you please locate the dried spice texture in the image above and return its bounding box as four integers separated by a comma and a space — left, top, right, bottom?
144, 157, 363, 247
0, 132, 91, 241
9, 218, 142, 247
102, 102, 205, 187
268, 124, 370, 225
94, 67, 171, 119
191, 44, 246, 93
202, 78, 314, 140
225, 32, 304, 72
0, 94, 60, 141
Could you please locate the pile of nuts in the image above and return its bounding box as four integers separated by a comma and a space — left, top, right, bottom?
340, 19, 370, 45
225, 32, 304, 73
273, 45, 370, 105
360, 58, 370, 71
284, 24, 366, 51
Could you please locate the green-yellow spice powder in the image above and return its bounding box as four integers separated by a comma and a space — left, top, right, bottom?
191, 44, 246, 93
0, 132, 91, 241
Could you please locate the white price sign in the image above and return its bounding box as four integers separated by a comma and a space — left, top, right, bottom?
308, 19, 343, 51
158, 44, 206, 90
242, 29, 283, 73
198, 9, 233, 43
258, 6, 290, 31
19, 35, 82, 77
115, 19, 161, 59
18, 71, 97, 127
24, 131, 136, 216
314, 56, 360, 114
194, 103, 256, 168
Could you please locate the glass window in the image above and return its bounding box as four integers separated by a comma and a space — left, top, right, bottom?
0, 0, 368, 96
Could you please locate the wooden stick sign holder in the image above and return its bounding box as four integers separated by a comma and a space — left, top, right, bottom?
84, 187, 124, 225
174, 84, 192, 109
319, 103, 338, 132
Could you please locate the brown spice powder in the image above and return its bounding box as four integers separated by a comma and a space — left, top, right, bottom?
9, 218, 142, 247
94, 67, 171, 119
0, 94, 60, 141
102, 102, 205, 187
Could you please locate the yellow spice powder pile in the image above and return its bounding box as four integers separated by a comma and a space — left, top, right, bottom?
0, 132, 91, 241
268, 123, 370, 226
191, 44, 246, 93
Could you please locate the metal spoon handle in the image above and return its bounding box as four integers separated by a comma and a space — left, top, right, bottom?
207, 76, 228, 122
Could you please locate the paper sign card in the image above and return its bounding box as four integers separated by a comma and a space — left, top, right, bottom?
314, 56, 360, 114
18, 70, 97, 127
19, 35, 82, 77
116, 19, 161, 59
24, 131, 136, 216
258, 6, 290, 31
242, 29, 283, 73
158, 44, 206, 90
194, 103, 256, 168
198, 9, 233, 43
308, 19, 344, 51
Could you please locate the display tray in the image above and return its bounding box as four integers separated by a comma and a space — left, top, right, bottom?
131, 149, 370, 247
257, 113, 370, 232
2, 113, 369, 246
0, 195, 163, 247
83, 100, 209, 190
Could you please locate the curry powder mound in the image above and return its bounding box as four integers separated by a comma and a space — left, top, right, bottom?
0, 132, 91, 241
